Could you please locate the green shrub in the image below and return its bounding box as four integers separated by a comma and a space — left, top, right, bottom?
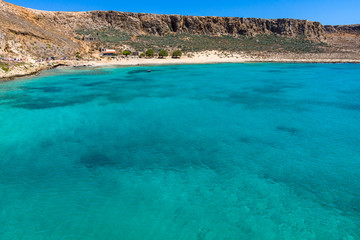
158, 49, 168, 58
172, 50, 182, 58
139, 53, 145, 58
122, 50, 131, 56
0, 62, 9, 72
1, 66, 9, 72
76, 52, 82, 59
146, 49, 154, 58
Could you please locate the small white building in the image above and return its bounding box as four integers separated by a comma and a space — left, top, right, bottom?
101, 48, 116, 56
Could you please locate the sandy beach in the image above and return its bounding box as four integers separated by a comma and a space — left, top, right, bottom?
76, 51, 360, 67
1, 51, 360, 81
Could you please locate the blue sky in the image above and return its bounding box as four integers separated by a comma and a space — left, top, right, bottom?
8, 0, 360, 25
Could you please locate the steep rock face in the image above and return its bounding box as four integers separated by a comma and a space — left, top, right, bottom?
1, 0, 346, 58
0, 28, 5, 53
325, 24, 360, 35
31, 9, 326, 41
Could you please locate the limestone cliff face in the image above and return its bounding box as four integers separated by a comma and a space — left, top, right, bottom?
31, 10, 326, 42
100, 13, 327, 41
0, 29, 5, 54
325, 24, 360, 35
0, 0, 353, 59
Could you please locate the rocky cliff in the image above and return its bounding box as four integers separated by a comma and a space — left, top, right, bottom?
31, 9, 326, 41
0, 0, 330, 58
1, 0, 359, 59
0, 29, 6, 54
325, 24, 360, 35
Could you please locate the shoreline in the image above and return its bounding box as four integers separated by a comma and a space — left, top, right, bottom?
2, 53, 360, 82
0, 63, 67, 82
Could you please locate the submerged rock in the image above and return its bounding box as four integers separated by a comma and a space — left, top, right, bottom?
80, 152, 115, 168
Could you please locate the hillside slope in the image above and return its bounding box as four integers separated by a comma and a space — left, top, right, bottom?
0, 0, 359, 60
0, 0, 82, 58
0, 0, 329, 58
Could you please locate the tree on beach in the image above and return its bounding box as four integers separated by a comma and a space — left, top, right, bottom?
172, 50, 182, 58
122, 50, 131, 56
145, 49, 154, 58
158, 49, 168, 58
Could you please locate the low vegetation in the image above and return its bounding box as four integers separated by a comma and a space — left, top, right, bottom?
76, 28, 131, 43
133, 34, 327, 53
122, 50, 131, 56
76, 28, 328, 54
75, 52, 82, 59
145, 49, 154, 58
0, 62, 9, 72
172, 50, 182, 58
158, 49, 168, 58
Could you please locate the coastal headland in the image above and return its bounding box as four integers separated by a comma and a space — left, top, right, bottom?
1, 0, 360, 80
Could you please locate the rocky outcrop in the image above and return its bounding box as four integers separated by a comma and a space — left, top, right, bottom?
31, 10, 327, 42
0, 28, 6, 54
325, 24, 360, 35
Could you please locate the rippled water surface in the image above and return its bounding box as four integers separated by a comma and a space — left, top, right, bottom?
1, 63, 360, 239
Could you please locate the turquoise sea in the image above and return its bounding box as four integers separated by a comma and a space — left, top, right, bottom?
0, 63, 360, 239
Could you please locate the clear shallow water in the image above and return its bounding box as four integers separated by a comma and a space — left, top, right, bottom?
0, 63, 360, 239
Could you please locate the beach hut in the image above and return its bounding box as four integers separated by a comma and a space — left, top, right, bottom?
102, 49, 117, 56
